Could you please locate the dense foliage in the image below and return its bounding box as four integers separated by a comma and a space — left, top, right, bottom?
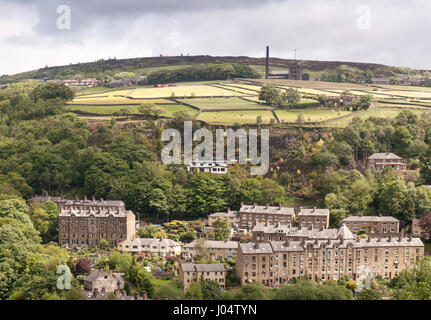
147, 63, 259, 84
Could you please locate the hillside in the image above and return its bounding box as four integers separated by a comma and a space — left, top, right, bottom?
0, 55, 415, 83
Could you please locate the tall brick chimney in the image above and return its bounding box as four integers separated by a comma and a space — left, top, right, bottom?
265, 46, 269, 79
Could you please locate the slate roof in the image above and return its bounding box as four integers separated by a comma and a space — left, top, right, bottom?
118, 238, 181, 247
240, 205, 295, 216
209, 211, 238, 218
298, 208, 330, 217
184, 240, 238, 249
180, 263, 226, 272
343, 216, 399, 222
239, 237, 423, 254
367, 153, 403, 160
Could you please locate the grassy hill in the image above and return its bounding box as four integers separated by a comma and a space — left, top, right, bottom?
0, 55, 420, 84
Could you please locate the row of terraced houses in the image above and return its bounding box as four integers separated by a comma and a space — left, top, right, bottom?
27, 194, 424, 290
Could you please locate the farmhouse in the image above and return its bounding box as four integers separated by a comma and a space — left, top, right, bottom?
371, 78, 391, 85
366, 152, 407, 171
187, 160, 228, 174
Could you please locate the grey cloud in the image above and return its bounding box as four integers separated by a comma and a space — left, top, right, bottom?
1, 0, 431, 74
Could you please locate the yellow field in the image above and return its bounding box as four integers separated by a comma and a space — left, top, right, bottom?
127, 85, 244, 99
252, 79, 370, 90
70, 97, 172, 105
76, 89, 135, 97
287, 87, 340, 97
375, 90, 431, 99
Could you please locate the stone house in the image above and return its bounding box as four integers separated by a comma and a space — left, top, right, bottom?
182, 240, 238, 260
412, 219, 430, 239
297, 207, 330, 229
84, 270, 125, 293
342, 215, 400, 234
58, 198, 135, 248
239, 203, 296, 231
366, 153, 407, 171
179, 263, 226, 290
208, 209, 239, 228
236, 235, 423, 286
117, 238, 182, 257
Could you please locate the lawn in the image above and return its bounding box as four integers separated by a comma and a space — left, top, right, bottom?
196, 110, 275, 124
128, 84, 244, 99
275, 109, 351, 123
178, 97, 266, 110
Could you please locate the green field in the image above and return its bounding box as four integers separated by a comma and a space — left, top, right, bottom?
66, 105, 140, 114
67, 103, 196, 116
178, 97, 266, 110
66, 79, 431, 127
158, 104, 197, 117
196, 110, 275, 124
275, 109, 351, 123
323, 107, 431, 127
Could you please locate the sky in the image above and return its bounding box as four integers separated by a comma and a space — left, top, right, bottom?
0, 0, 430, 75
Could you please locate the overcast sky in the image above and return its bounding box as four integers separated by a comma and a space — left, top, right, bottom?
0, 0, 430, 75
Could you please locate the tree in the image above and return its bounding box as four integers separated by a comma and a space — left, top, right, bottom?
356, 288, 381, 300
258, 85, 280, 105
419, 212, 431, 233
138, 224, 159, 238
179, 231, 197, 244
296, 113, 304, 125
282, 88, 301, 107
139, 103, 165, 119
256, 115, 262, 129
212, 218, 231, 241
30, 82, 74, 102
153, 283, 184, 300
186, 175, 227, 218
185, 280, 203, 300
230, 284, 267, 300
311, 151, 339, 171
127, 261, 156, 298
201, 279, 223, 300
75, 258, 92, 275
64, 288, 87, 300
